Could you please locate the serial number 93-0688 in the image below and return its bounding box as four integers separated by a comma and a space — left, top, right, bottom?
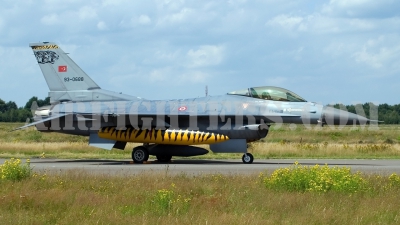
64, 77, 84, 82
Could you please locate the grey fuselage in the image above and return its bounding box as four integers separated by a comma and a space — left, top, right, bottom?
34, 93, 366, 142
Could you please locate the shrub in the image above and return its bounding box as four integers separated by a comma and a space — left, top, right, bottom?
0, 158, 31, 181
388, 173, 400, 187
152, 184, 191, 214
263, 161, 367, 193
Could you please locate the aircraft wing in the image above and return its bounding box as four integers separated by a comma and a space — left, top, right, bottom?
13, 114, 69, 131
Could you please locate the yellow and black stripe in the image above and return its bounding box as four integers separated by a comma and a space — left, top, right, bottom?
98, 127, 229, 145
32, 45, 59, 50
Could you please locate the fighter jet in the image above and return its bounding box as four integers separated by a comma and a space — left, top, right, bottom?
16, 42, 373, 164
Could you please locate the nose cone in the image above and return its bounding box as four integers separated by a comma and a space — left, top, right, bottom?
322, 106, 370, 126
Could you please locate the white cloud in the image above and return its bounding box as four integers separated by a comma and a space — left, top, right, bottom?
322, 0, 400, 18
101, 0, 131, 7
97, 21, 108, 30
119, 15, 152, 28
78, 6, 97, 20
227, 0, 248, 5
41, 6, 97, 28
323, 42, 348, 57
41, 14, 59, 25
156, 0, 186, 11
0, 17, 4, 32
1, 0, 400, 105
353, 37, 400, 69
266, 14, 304, 29
179, 71, 209, 83
149, 67, 171, 82
265, 76, 288, 86
187, 45, 224, 68
154, 50, 179, 61
291, 47, 304, 61
0, 47, 43, 100
267, 13, 384, 36
158, 8, 194, 25
138, 15, 152, 25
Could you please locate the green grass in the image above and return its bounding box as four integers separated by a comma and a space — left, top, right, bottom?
1, 123, 400, 159
1, 161, 400, 224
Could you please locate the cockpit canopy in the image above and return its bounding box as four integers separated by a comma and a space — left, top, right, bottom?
227, 86, 307, 102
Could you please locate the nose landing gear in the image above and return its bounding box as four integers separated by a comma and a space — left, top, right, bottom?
242, 153, 254, 164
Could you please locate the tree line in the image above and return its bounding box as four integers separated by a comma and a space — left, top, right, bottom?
329, 103, 400, 124
0, 97, 399, 124
0, 97, 50, 122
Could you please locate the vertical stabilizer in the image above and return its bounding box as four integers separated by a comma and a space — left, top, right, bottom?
30, 42, 100, 91
30, 42, 140, 103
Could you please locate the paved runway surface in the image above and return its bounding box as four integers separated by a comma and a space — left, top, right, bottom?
1, 158, 400, 175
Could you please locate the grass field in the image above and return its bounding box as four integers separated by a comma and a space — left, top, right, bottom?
2, 124, 400, 224
1, 123, 399, 159
1, 166, 400, 224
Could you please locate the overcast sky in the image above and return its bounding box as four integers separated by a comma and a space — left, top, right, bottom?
1, 0, 399, 107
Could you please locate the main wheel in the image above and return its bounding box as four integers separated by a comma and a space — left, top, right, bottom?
156, 155, 172, 163
132, 146, 149, 163
242, 153, 254, 164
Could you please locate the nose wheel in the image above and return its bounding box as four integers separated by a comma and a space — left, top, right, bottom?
242, 153, 254, 164
132, 146, 149, 163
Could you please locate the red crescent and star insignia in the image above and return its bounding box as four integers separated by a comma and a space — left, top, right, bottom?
178, 106, 187, 111
58, 65, 67, 72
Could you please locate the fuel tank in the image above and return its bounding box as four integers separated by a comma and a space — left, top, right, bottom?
148, 144, 209, 156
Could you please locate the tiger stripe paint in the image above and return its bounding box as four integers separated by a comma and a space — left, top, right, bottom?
31, 45, 59, 50
98, 127, 229, 145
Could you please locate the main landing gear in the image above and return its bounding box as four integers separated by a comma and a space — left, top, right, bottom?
132, 146, 149, 163
131, 146, 172, 163
242, 153, 254, 164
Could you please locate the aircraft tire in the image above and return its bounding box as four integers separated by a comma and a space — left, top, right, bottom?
132, 146, 149, 163
242, 153, 254, 164
156, 155, 172, 163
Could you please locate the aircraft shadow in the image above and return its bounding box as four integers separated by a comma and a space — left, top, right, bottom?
31, 159, 376, 166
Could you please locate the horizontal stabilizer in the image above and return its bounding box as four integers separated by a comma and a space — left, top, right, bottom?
13, 114, 68, 131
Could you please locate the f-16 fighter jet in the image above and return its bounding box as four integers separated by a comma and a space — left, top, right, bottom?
17, 42, 373, 164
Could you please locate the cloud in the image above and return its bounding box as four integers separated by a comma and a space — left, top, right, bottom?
156, 0, 187, 11
138, 15, 152, 25
40, 6, 98, 28
157, 8, 195, 26
149, 67, 171, 82
353, 37, 400, 70
0, 17, 4, 32
78, 6, 97, 20
119, 14, 153, 28
41, 14, 59, 25
179, 71, 209, 83
265, 76, 288, 86
266, 14, 304, 30
187, 45, 224, 68
1, 0, 400, 106
322, 0, 400, 18
97, 21, 108, 30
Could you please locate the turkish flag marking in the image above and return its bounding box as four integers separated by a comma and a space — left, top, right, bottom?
58, 65, 67, 72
